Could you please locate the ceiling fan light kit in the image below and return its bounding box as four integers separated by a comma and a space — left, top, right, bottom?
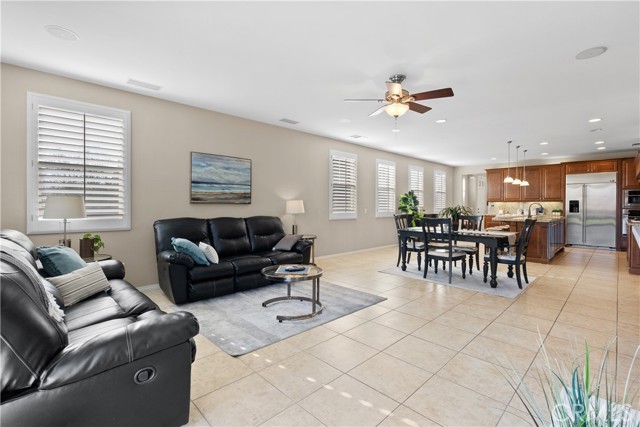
345, 73, 454, 120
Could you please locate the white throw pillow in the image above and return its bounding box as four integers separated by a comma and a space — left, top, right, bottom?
199, 242, 219, 264
48, 262, 111, 306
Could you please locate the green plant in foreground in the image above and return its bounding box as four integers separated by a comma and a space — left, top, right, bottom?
503, 339, 640, 427
82, 233, 105, 253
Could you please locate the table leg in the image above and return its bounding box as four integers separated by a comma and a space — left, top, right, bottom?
489, 247, 498, 288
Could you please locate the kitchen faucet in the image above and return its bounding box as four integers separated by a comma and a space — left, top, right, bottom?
527, 202, 544, 218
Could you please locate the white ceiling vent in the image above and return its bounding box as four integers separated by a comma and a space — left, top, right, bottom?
127, 78, 162, 91
279, 118, 299, 125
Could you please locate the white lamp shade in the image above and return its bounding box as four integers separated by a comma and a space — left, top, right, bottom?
43, 195, 86, 219
384, 102, 409, 117
503, 175, 514, 183
286, 199, 305, 215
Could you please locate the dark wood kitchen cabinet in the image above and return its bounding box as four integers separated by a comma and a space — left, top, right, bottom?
522, 166, 542, 200
565, 160, 617, 174
486, 164, 563, 202
622, 157, 640, 188
486, 169, 504, 202
541, 164, 564, 201
499, 220, 564, 264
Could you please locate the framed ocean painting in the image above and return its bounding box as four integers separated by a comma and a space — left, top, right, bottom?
190, 152, 252, 204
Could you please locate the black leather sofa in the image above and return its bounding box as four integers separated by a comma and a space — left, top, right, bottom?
153, 216, 311, 304
0, 229, 199, 427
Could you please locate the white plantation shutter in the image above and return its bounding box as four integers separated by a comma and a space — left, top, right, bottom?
434, 170, 447, 211
408, 165, 424, 209
376, 159, 395, 217
27, 93, 131, 234
329, 150, 357, 220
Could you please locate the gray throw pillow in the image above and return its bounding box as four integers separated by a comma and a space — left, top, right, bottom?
48, 262, 111, 306
273, 234, 301, 251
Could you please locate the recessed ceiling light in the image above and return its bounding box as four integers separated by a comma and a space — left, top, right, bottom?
339, 118, 351, 123
541, 152, 549, 156
597, 146, 607, 150
490, 157, 497, 161
435, 119, 447, 124
45, 25, 79, 41
595, 141, 605, 145
588, 118, 602, 123
391, 128, 401, 133
540, 142, 549, 145
590, 128, 603, 132
576, 46, 607, 60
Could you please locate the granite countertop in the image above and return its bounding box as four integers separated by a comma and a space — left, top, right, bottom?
491, 215, 565, 223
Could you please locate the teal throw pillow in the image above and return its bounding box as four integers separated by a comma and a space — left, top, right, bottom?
36, 245, 88, 276
171, 237, 210, 266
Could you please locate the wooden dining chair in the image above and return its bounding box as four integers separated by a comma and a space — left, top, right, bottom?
453, 215, 484, 275
421, 217, 467, 284
482, 219, 536, 288
394, 213, 425, 270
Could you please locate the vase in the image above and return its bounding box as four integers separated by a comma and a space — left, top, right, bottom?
79, 238, 94, 259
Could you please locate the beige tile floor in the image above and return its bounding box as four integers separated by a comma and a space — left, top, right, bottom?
145, 246, 640, 427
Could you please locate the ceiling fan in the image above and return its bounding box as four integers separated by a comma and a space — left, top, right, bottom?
344, 74, 454, 118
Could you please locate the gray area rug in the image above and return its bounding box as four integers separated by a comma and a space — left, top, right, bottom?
171, 281, 386, 356
380, 262, 535, 299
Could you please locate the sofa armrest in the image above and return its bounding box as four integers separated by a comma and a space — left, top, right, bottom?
40, 311, 199, 389
158, 250, 194, 269
98, 259, 126, 280
293, 239, 312, 264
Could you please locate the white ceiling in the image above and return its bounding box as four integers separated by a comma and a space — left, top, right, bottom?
2, 1, 639, 167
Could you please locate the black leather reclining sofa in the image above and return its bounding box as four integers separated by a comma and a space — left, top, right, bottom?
153, 216, 311, 304
0, 229, 199, 427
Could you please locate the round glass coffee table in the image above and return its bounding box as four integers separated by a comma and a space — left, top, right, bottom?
261, 264, 324, 322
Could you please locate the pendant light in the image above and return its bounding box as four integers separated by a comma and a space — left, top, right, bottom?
520, 149, 530, 186
503, 141, 514, 183
512, 145, 521, 185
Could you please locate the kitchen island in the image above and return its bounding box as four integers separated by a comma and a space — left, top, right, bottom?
627, 220, 640, 274
488, 215, 565, 264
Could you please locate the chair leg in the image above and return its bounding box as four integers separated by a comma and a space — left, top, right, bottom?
475, 251, 480, 271
423, 257, 429, 279
448, 261, 453, 284
522, 262, 529, 284
507, 264, 514, 278
434, 260, 439, 274
396, 247, 401, 267
483, 260, 488, 283
417, 252, 422, 271
461, 258, 466, 279
515, 263, 523, 289
468, 254, 474, 275
407, 253, 412, 264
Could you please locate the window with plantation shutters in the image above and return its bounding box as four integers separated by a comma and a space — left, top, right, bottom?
434, 170, 447, 212
329, 150, 357, 220
376, 159, 395, 217
27, 92, 131, 234
408, 165, 424, 209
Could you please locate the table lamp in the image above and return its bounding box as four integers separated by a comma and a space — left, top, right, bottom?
285, 199, 305, 234
43, 195, 86, 247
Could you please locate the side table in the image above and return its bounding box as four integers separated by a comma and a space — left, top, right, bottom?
261, 264, 324, 322
83, 253, 112, 262
300, 234, 317, 265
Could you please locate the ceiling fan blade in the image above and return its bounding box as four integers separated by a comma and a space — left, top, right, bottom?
408, 102, 432, 114
344, 98, 385, 102
411, 88, 454, 101
369, 105, 387, 116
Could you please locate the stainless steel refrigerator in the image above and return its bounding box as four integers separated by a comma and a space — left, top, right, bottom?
565, 172, 617, 248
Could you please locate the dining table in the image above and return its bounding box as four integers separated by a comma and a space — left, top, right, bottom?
399, 227, 517, 288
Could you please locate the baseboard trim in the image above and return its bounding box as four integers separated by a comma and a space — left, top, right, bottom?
137, 284, 160, 292
316, 244, 396, 260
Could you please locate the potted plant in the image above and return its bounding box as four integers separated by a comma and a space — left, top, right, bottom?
398, 190, 423, 226
439, 205, 473, 229
79, 233, 105, 259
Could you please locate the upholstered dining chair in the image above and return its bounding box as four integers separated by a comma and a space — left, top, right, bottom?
482, 218, 536, 288
421, 217, 467, 284
394, 213, 425, 270
453, 215, 484, 275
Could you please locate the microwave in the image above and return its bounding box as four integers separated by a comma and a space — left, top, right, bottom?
623, 189, 640, 208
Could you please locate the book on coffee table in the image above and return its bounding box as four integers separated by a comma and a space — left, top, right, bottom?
276, 265, 309, 274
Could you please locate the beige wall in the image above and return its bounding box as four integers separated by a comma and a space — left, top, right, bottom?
1, 64, 453, 286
